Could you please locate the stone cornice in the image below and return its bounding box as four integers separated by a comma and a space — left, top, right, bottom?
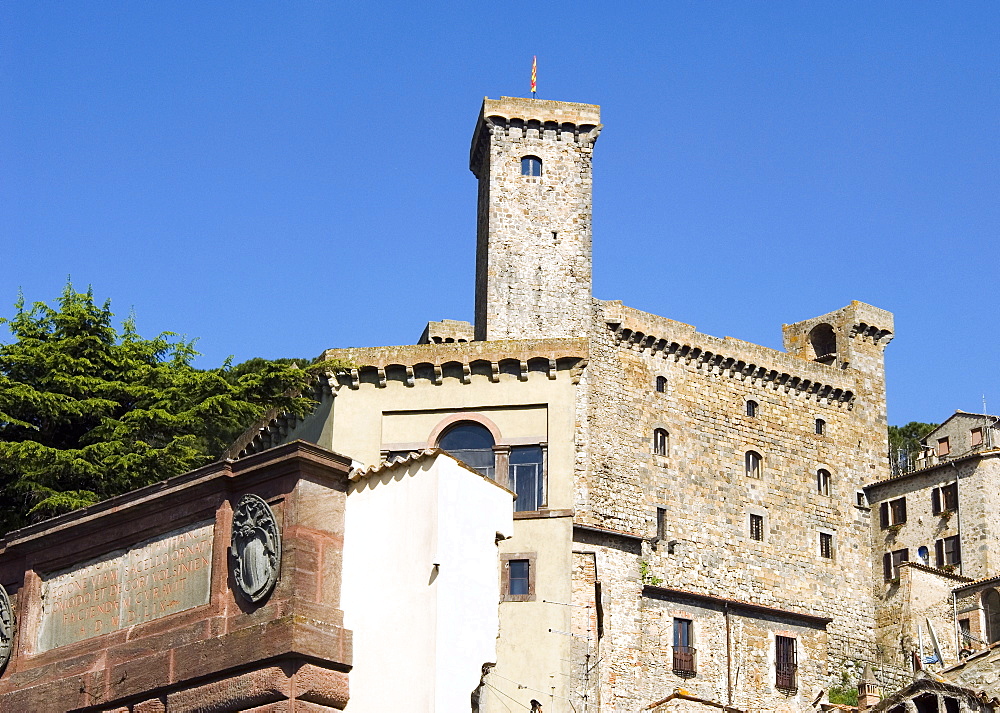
321, 338, 589, 389
606, 316, 856, 407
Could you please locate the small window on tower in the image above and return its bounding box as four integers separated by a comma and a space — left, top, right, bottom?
656, 376, 668, 393
746, 400, 758, 417
653, 429, 669, 457
745, 450, 762, 479
749, 513, 764, 541
815, 418, 826, 435
817, 469, 831, 496
521, 155, 542, 177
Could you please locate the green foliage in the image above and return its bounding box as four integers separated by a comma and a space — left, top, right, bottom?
889, 421, 938, 469
639, 560, 663, 586
0, 285, 329, 534
828, 669, 859, 706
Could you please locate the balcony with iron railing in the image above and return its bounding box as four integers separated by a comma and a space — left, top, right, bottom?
672, 646, 696, 677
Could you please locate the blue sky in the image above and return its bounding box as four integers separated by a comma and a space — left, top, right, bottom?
2, 2, 997, 426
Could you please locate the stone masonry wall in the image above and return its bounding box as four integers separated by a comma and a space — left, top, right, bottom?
573, 299, 894, 710
471, 97, 600, 342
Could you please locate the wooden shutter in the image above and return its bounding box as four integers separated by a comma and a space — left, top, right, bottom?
935, 539, 944, 568
899, 498, 907, 523
880, 502, 890, 529
932, 488, 941, 515
883, 552, 892, 581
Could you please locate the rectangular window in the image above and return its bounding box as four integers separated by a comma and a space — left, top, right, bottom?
656, 507, 667, 542
971, 427, 984, 447
749, 513, 764, 541
883, 548, 909, 581
959, 618, 971, 643
932, 483, 958, 514
775, 636, 797, 690
817, 470, 831, 496
815, 418, 826, 435
937, 437, 950, 456
509, 446, 544, 512
880, 497, 907, 528
856, 491, 867, 508
501, 554, 535, 602
673, 618, 696, 674
820, 532, 834, 559
935, 536, 961, 567
653, 429, 669, 457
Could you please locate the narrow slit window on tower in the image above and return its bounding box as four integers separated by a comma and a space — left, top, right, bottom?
817, 469, 831, 496
653, 429, 669, 457
746, 400, 758, 417
815, 418, 826, 435
521, 155, 542, 177
819, 532, 834, 559
745, 450, 762, 479
656, 376, 667, 393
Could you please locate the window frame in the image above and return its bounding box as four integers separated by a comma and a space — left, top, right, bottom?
672, 618, 697, 675
815, 418, 826, 435
653, 428, 669, 457
937, 437, 950, 456
749, 513, 765, 542
501, 552, 537, 602
746, 400, 758, 417
817, 469, 831, 496
971, 427, 984, 447
745, 450, 762, 479
935, 536, 961, 567
880, 497, 907, 528
509, 444, 545, 512
884, 548, 909, 581
655, 376, 668, 393
775, 635, 798, 690
932, 483, 958, 514
520, 155, 542, 177
819, 532, 834, 559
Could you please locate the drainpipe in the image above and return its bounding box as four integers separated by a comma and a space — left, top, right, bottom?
952, 461, 963, 661
725, 603, 733, 707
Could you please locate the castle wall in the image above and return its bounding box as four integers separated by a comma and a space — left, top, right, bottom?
573, 299, 893, 709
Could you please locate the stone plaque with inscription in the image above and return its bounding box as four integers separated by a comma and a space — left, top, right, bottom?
37, 521, 213, 652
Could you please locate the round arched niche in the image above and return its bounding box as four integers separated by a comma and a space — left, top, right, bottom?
984, 588, 1000, 643
808, 323, 837, 361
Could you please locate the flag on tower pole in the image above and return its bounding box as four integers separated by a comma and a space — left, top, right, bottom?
531, 56, 537, 98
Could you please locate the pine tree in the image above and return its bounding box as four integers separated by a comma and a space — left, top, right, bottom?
0, 285, 326, 534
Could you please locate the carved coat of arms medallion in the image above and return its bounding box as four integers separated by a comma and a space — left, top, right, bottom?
229, 494, 281, 603
0, 584, 14, 670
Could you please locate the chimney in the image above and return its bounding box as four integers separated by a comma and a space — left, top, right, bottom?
858, 663, 881, 710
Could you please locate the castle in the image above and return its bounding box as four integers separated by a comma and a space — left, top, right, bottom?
1, 94, 994, 713
242, 95, 906, 711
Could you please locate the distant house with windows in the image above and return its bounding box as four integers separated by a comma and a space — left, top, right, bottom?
866, 410, 1000, 674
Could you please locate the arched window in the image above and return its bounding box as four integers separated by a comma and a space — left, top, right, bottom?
656, 376, 668, 393
745, 451, 762, 479
808, 324, 837, 360
438, 422, 495, 479
817, 469, 831, 496
653, 429, 669, 456
985, 589, 1000, 643
746, 400, 758, 417
815, 418, 826, 435
521, 155, 542, 177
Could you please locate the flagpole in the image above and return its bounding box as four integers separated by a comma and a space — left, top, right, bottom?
531, 55, 537, 99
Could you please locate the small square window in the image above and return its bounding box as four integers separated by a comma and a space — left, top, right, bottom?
880, 497, 907, 528
819, 532, 834, 559
937, 437, 950, 456
749, 513, 764, 541
815, 418, 826, 435
936, 536, 961, 567
502, 553, 536, 602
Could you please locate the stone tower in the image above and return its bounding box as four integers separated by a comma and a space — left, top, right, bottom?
469, 97, 601, 341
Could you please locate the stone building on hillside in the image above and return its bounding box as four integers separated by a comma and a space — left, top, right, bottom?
241, 95, 899, 711
865, 411, 1000, 674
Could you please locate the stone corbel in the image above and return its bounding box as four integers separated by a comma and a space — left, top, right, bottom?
433, 365, 443, 386
404, 366, 415, 387
349, 368, 360, 390
376, 367, 387, 388
518, 361, 529, 381
547, 358, 557, 379
461, 363, 472, 384
490, 362, 500, 383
